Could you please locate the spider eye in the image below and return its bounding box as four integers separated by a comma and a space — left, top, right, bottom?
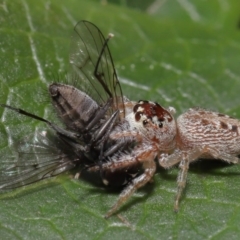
159, 122, 163, 128
143, 120, 148, 126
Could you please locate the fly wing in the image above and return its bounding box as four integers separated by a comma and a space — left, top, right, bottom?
0, 129, 79, 190
69, 20, 125, 116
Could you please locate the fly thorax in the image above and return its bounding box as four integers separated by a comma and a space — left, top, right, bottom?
127, 100, 177, 149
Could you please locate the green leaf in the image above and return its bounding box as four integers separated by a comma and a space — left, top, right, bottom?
0, 0, 240, 239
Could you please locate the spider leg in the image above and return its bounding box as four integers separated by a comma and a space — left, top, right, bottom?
159, 146, 239, 169
89, 142, 154, 172
105, 156, 156, 218
175, 157, 189, 212
109, 130, 144, 142
88, 130, 144, 173
159, 146, 240, 212
88, 137, 157, 217
204, 148, 239, 164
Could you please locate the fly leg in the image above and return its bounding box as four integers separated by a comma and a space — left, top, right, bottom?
87, 110, 120, 178
0, 104, 81, 141
84, 99, 112, 133
90, 110, 119, 145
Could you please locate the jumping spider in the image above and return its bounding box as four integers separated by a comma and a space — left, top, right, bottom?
89, 98, 240, 218
1, 21, 239, 219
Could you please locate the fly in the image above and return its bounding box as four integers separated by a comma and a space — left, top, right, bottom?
0, 21, 137, 191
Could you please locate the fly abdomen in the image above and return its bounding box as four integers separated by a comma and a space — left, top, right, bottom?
49, 83, 99, 132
